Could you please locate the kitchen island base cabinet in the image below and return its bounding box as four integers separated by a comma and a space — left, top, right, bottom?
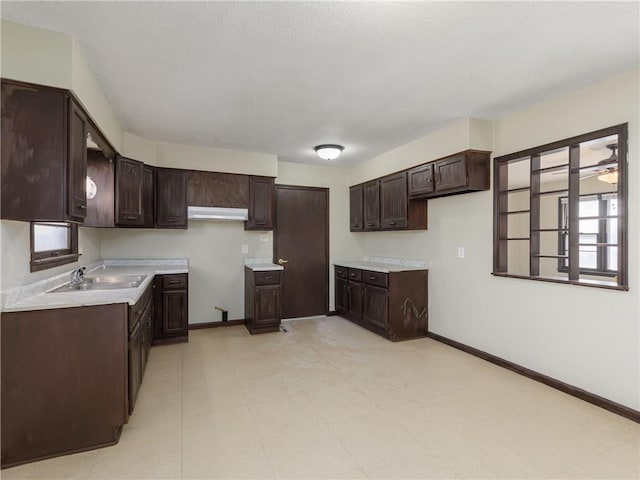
334, 265, 428, 342
244, 268, 282, 334
153, 274, 189, 345
1, 304, 128, 468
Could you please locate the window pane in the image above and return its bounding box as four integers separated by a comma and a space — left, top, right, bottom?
33, 224, 69, 252
608, 247, 618, 271
578, 232, 598, 269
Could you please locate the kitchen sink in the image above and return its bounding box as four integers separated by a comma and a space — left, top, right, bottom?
49, 275, 147, 293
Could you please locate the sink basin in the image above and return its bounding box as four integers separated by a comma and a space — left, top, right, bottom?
49, 275, 147, 293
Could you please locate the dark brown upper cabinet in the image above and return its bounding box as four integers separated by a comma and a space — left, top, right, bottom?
187, 170, 249, 208
349, 185, 364, 231
1, 80, 88, 223
85, 149, 115, 228
155, 168, 187, 229
245, 176, 274, 230
141, 165, 155, 228
407, 163, 434, 198
409, 150, 490, 199
363, 180, 380, 231
380, 172, 408, 230
115, 156, 144, 226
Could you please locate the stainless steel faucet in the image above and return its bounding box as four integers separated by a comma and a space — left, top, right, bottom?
70, 266, 86, 285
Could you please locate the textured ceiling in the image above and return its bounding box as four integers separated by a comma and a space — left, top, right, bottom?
2, 1, 638, 167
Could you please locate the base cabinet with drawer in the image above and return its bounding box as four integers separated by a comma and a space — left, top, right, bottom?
334, 265, 428, 342
152, 273, 189, 345
244, 267, 282, 334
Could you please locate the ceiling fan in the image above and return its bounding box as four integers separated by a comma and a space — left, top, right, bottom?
582, 143, 618, 184
551, 143, 618, 184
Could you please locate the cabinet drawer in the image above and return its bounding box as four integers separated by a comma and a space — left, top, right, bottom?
255, 271, 281, 285
348, 268, 362, 282
363, 270, 388, 288
129, 283, 153, 332
162, 274, 188, 290
335, 266, 348, 279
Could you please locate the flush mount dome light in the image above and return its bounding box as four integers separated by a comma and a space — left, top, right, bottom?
314, 144, 344, 160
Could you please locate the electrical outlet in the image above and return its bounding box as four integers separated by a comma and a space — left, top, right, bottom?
242, 244, 249, 254
260, 234, 269, 242
457, 247, 465, 259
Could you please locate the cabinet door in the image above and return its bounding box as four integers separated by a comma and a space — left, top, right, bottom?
380, 172, 408, 230
128, 321, 142, 414
156, 168, 187, 228
349, 185, 364, 231
115, 156, 143, 226
348, 281, 363, 320
335, 277, 348, 314
408, 164, 434, 197
363, 180, 380, 231
246, 176, 274, 230
162, 290, 188, 336
141, 165, 154, 228
363, 285, 389, 331
140, 302, 152, 379
67, 99, 88, 221
254, 285, 280, 327
434, 154, 467, 192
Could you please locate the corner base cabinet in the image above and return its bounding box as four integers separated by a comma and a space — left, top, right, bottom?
152, 273, 189, 345
334, 265, 428, 342
244, 267, 282, 334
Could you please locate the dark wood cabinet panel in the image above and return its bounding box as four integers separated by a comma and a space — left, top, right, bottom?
1, 304, 128, 467
245, 176, 275, 230
363, 285, 389, 331
156, 168, 187, 228
85, 149, 115, 228
408, 163, 435, 197
254, 285, 280, 327
187, 170, 249, 208
67, 99, 88, 221
348, 281, 363, 320
128, 319, 142, 415
363, 180, 380, 231
152, 274, 189, 345
1, 81, 88, 222
115, 156, 143, 226
349, 184, 364, 231
244, 267, 281, 334
335, 265, 428, 342
434, 153, 467, 191
163, 291, 187, 334
335, 277, 348, 315
142, 165, 155, 228
380, 172, 408, 230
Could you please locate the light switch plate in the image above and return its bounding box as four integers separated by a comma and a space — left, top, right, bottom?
242, 244, 249, 254
457, 247, 465, 259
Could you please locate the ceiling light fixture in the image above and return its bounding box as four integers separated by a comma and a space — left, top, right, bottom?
597, 171, 618, 184
314, 144, 344, 161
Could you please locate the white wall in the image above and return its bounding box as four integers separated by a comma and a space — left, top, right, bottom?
0, 221, 102, 290
350, 69, 639, 410
101, 223, 272, 324
276, 161, 362, 310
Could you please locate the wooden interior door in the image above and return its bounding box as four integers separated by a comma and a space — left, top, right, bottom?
275, 185, 329, 319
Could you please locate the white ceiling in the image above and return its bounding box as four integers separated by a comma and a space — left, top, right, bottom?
2, 1, 638, 167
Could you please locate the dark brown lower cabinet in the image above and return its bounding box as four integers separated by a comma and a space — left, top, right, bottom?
244, 268, 282, 334
127, 283, 154, 415
152, 273, 189, 345
1, 304, 128, 468
334, 265, 429, 341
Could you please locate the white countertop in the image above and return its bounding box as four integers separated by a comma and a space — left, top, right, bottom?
334, 257, 428, 273
2, 259, 188, 313
244, 257, 283, 271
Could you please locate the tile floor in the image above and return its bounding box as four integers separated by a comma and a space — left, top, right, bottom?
2, 317, 638, 480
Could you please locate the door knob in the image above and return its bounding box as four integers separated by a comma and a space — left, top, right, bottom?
278, 259, 289, 265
